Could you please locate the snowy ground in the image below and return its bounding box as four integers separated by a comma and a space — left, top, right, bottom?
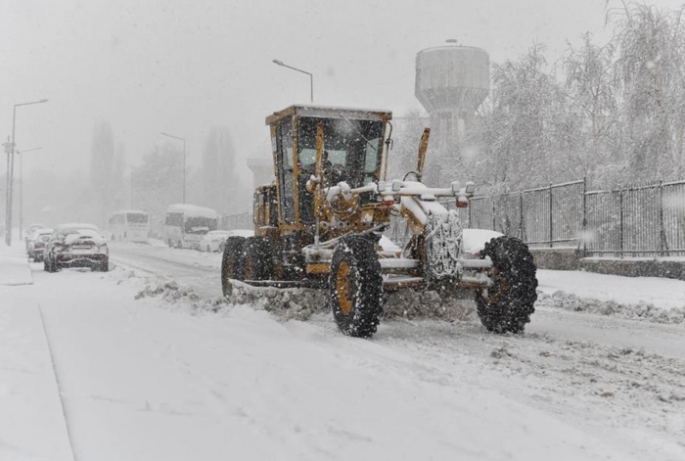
1, 241, 684, 460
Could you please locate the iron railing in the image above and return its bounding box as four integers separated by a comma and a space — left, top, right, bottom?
466, 178, 685, 258
389, 177, 685, 258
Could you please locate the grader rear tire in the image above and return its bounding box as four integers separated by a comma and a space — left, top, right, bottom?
243, 237, 272, 281
475, 236, 537, 334
329, 236, 383, 338
221, 236, 246, 296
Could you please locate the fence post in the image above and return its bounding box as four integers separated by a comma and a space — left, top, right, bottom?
619, 187, 624, 259
549, 182, 553, 248
519, 192, 524, 241
582, 176, 587, 256
658, 179, 666, 255
468, 198, 472, 228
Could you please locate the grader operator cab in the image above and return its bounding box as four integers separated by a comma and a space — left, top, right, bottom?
221, 105, 537, 338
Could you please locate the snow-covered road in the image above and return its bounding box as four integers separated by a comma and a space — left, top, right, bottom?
2, 242, 684, 460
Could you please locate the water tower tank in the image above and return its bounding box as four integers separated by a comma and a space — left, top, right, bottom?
415, 44, 490, 116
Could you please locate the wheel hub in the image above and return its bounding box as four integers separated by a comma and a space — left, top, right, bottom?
481, 268, 507, 305
336, 261, 354, 315
244, 256, 254, 280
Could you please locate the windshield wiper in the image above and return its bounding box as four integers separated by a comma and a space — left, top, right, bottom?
339, 114, 377, 153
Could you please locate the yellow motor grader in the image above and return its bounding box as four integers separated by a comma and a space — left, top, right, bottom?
221, 105, 537, 338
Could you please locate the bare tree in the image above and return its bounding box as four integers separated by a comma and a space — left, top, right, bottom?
611, 1, 685, 177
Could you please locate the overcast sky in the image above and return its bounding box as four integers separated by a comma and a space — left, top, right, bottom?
1, 0, 683, 179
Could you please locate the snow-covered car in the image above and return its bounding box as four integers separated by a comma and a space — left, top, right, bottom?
199, 230, 231, 252
44, 223, 109, 272
27, 228, 54, 262
24, 223, 45, 250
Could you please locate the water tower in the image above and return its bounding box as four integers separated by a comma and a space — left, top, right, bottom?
415, 41, 490, 148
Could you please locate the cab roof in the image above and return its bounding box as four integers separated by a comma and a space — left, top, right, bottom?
266, 105, 392, 126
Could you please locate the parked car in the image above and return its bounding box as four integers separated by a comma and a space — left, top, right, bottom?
44, 223, 109, 272
27, 228, 54, 262
199, 230, 231, 252
24, 223, 45, 250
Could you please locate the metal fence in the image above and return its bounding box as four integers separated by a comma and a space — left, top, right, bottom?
468, 180, 585, 250
583, 180, 685, 257
467, 178, 685, 258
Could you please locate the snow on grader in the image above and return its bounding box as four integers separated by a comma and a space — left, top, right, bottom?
221, 105, 537, 338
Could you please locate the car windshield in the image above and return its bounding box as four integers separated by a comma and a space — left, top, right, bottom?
127, 213, 148, 224
60, 228, 100, 239
185, 217, 217, 234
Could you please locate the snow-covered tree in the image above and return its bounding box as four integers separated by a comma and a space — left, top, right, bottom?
469, 44, 575, 191
611, 2, 685, 178
563, 33, 619, 182
132, 143, 184, 235
89, 121, 125, 226
201, 126, 238, 215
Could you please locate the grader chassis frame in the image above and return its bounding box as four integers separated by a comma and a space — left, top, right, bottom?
221, 105, 537, 337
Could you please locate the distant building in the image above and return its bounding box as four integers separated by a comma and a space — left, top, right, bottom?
246, 148, 274, 191
415, 40, 490, 147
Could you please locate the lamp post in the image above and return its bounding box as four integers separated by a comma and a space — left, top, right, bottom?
272, 59, 314, 103
129, 166, 134, 209
16, 147, 42, 239
5, 98, 48, 246
160, 132, 186, 204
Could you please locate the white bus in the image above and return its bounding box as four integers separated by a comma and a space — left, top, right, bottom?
109, 210, 150, 243
164, 204, 219, 249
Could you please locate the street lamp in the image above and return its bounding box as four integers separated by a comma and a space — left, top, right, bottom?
16, 146, 42, 238
160, 132, 186, 204
272, 59, 314, 103
5, 98, 48, 246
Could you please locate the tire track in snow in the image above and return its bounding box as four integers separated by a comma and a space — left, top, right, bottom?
36, 302, 78, 461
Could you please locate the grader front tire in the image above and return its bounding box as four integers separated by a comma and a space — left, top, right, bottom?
475, 236, 537, 334
243, 237, 272, 281
329, 237, 384, 338
221, 236, 246, 296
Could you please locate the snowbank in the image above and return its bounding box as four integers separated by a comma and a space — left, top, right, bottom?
537, 290, 685, 324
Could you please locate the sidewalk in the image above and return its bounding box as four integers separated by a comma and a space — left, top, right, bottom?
0, 242, 33, 286
0, 242, 73, 460
537, 268, 685, 309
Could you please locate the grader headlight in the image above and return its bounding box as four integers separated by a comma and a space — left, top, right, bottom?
451, 181, 461, 195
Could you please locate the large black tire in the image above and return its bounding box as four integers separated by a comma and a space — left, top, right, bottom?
243, 237, 272, 281
475, 236, 537, 334
44, 255, 57, 273
221, 236, 246, 296
95, 259, 109, 272
329, 236, 384, 338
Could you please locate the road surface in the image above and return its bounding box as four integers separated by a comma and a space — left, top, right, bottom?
1, 241, 682, 460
